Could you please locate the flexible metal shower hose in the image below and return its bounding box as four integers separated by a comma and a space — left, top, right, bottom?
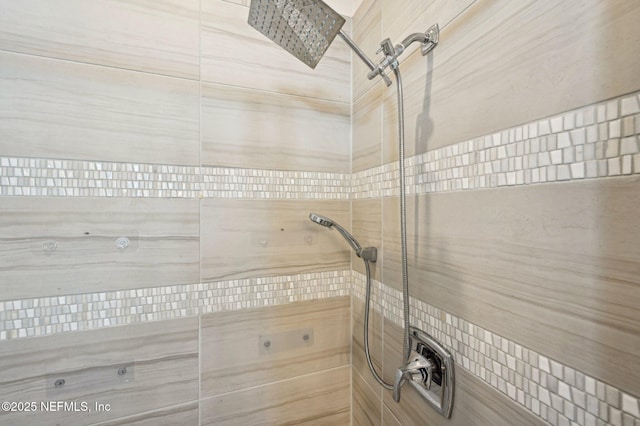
363, 67, 411, 390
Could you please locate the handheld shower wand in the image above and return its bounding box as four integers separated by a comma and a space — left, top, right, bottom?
308, 213, 377, 262
308, 212, 390, 391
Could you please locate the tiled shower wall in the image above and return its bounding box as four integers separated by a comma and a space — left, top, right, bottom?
2, 1, 639, 426
0, 0, 353, 424
350, 0, 640, 425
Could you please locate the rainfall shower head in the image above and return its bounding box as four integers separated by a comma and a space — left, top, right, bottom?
248, 0, 346, 69
309, 212, 362, 254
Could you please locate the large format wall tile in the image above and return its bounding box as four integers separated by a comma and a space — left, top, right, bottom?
352, 198, 382, 277
91, 402, 199, 426
0, 52, 199, 165
201, 83, 350, 172
381, 320, 546, 426
0, 318, 199, 425
0, 0, 200, 79
0, 198, 199, 300
200, 297, 350, 397
200, 199, 350, 282
382, 176, 640, 396
381, 0, 475, 55
201, 0, 351, 102
352, 367, 382, 426
352, 0, 382, 102
352, 297, 383, 400
383, 0, 640, 160
353, 82, 383, 172
200, 366, 350, 425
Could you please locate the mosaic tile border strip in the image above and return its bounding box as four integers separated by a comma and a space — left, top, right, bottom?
353, 91, 640, 199
352, 273, 640, 426
200, 166, 350, 199
0, 158, 350, 200
0, 270, 351, 340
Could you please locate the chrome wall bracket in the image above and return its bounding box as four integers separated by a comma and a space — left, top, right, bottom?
394, 327, 455, 418
421, 24, 439, 55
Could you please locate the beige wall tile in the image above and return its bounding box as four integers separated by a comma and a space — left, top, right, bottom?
201, 83, 350, 172
383, 177, 640, 396
382, 405, 402, 426
352, 0, 382, 101
200, 366, 350, 425
353, 82, 383, 172
0, 318, 199, 425
200, 297, 350, 396
382, 320, 545, 426
222, 0, 358, 15
352, 367, 382, 425
352, 198, 382, 277
381, 196, 402, 294
222, 0, 249, 6
0, 0, 200, 79
0, 198, 199, 300
383, 0, 640, 160
91, 402, 199, 426
381, 0, 475, 56
200, 199, 350, 282
0, 52, 199, 165
201, 0, 351, 102
352, 297, 384, 399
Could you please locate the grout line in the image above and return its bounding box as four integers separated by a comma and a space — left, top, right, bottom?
199, 364, 351, 400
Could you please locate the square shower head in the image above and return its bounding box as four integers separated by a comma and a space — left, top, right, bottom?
248, 0, 346, 69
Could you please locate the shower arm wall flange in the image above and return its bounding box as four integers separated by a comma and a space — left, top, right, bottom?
420, 24, 440, 55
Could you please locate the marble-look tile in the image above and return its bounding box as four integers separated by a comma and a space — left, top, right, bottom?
0, 197, 199, 300
90, 401, 199, 426
353, 367, 382, 425
383, 0, 640, 159
222, 0, 249, 5
382, 176, 640, 396
201, 83, 350, 172
200, 199, 350, 282
0, 270, 350, 341
353, 82, 384, 172
200, 297, 350, 396
0, 52, 199, 165
382, 404, 403, 426
200, 366, 350, 425
381, 196, 403, 293
201, 0, 351, 102
352, 198, 383, 277
0, 318, 199, 426
352, 297, 384, 399
352, 0, 382, 101
0, 0, 200, 79
381, 0, 475, 55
